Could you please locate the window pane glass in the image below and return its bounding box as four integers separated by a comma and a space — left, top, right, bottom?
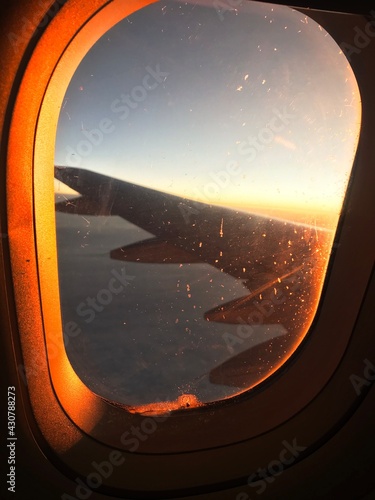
54, 0, 361, 410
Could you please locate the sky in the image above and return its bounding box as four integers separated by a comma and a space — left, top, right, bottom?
54, 0, 361, 219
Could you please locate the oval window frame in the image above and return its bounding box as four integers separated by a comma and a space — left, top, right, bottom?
5, 0, 375, 494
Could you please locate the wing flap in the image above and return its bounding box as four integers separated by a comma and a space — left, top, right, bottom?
110, 238, 204, 264
209, 333, 289, 388
204, 264, 308, 324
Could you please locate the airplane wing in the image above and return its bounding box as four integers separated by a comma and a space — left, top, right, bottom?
55, 166, 331, 329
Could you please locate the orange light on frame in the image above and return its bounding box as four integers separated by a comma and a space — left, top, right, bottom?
7, 0, 157, 453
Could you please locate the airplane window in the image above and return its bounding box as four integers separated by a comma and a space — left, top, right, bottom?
54, 0, 361, 410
